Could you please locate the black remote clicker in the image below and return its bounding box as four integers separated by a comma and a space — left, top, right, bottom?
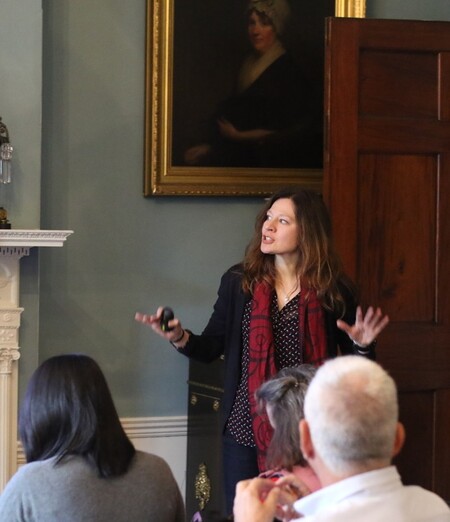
160, 307, 175, 332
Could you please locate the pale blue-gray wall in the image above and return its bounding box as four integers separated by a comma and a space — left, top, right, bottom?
368, 0, 450, 20
1, 0, 449, 418
0, 0, 42, 396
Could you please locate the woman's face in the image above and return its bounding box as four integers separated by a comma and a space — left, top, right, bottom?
261, 198, 299, 257
247, 10, 277, 54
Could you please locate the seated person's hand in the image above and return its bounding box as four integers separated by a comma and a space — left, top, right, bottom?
233, 478, 280, 522
233, 476, 304, 522
270, 474, 308, 521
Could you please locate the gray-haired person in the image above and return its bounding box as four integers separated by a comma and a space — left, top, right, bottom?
234, 356, 450, 522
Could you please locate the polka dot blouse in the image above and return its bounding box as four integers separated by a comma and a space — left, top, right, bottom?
226, 293, 302, 447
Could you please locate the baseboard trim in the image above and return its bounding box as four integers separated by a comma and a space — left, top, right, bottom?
121, 415, 187, 438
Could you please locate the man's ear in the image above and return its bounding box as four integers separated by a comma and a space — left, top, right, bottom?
300, 419, 314, 460
392, 422, 405, 458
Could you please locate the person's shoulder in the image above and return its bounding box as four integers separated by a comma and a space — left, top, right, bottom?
220, 263, 244, 283
404, 484, 450, 513
132, 451, 174, 476
14, 457, 57, 476
228, 263, 244, 276
225, 263, 243, 274
134, 450, 167, 465
129, 451, 182, 495
0, 458, 56, 493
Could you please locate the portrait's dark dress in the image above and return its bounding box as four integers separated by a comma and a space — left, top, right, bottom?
206, 52, 323, 168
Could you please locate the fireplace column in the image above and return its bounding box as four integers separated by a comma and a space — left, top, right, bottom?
0, 231, 72, 491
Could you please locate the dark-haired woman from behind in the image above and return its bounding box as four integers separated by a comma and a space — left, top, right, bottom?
0, 354, 185, 522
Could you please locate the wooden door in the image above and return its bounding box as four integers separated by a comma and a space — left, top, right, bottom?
324, 17, 450, 500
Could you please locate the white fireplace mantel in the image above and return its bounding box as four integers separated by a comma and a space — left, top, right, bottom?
0, 229, 73, 491
0, 229, 73, 248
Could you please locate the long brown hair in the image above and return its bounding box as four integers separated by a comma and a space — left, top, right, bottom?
241, 187, 355, 315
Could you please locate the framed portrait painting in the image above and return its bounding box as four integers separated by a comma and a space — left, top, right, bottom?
144, 0, 365, 196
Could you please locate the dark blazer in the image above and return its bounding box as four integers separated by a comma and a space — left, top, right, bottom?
178, 264, 375, 432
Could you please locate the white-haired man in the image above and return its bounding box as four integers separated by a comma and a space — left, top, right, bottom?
234, 356, 450, 521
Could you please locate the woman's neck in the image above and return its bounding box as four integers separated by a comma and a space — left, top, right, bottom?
275, 254, 299, 279
275, 257, 301, 306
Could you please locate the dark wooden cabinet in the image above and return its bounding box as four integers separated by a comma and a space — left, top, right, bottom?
185, 358, 225, 520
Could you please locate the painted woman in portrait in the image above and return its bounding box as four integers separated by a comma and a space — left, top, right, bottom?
183, 0, 323, 169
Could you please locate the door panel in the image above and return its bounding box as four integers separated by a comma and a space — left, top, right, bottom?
358, 153, 437, 322
324, 17, 450, 500
360, 52, 438, 118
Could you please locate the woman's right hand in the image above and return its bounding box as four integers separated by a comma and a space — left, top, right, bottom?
135, 307, 187, 346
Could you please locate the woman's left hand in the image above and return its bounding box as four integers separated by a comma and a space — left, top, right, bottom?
337, 306, 389, 347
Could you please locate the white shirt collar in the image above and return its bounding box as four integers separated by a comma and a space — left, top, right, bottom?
293, 466, 402, 518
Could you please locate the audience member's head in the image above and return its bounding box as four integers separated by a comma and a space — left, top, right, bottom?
19, 353, 135, 478
302, 356, 402, 477
233, 357, 450, 522
256, 365, 316, 471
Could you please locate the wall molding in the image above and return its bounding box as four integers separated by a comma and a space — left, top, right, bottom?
121, 415, 187, 438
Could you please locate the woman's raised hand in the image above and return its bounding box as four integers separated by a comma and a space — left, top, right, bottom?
336, 306, 390, 347
135, 307, 185, 344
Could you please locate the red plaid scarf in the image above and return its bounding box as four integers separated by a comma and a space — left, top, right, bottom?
248, 281, 328, 471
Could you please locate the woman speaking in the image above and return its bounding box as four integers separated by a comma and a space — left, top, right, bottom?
136, 187, 389, 515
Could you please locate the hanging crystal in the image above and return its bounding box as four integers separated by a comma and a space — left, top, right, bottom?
0, 117, 13, 184
0, 143, 13, 184
0, 117, 12, 228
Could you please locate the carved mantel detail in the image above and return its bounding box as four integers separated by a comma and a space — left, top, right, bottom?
0, 308, 23, 374
0, 347, 21, 374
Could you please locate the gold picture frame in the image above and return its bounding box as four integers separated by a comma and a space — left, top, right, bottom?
144, 0, 365, 197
